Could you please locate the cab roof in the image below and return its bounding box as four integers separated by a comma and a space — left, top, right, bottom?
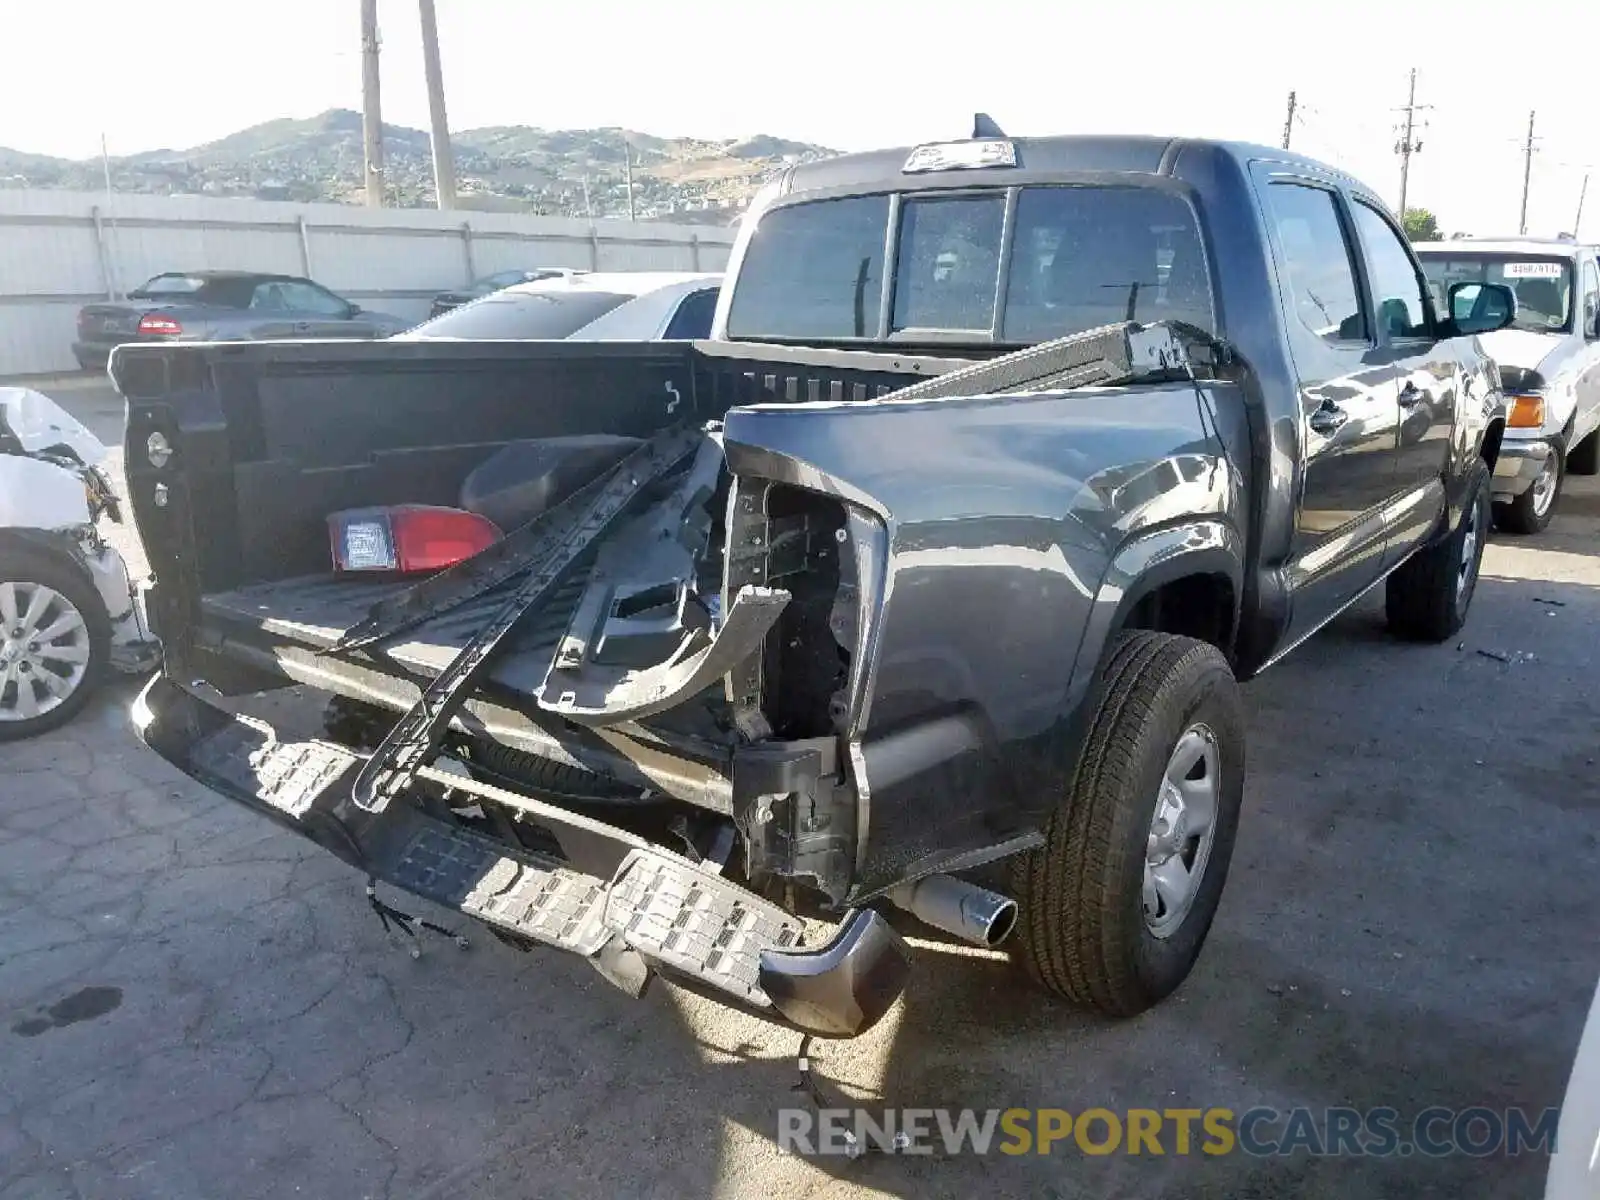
778, 134, 1361, 199
1413, 237, 1588, 258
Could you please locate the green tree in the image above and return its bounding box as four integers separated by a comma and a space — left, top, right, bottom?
1402, 208, 1441, 243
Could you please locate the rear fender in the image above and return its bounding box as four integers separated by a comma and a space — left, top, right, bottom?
1070, 519, 1245, 690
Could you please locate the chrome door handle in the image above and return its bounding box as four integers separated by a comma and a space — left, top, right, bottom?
1309, 403, 1349, 434
1399, 382, 1425, 408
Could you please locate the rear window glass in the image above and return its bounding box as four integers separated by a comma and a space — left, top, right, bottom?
725, 186, 1211, 344
1003, 187, 1212, 341
132, 274, 206, 296
131, 275, 257, 307
893, 195, 1005, 331
726, 195, 889, 339
399, 290, 631, 339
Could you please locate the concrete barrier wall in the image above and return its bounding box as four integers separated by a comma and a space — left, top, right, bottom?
0, 189, 736, 377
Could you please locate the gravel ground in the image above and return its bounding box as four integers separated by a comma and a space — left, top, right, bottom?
1, 381, 1596, 1198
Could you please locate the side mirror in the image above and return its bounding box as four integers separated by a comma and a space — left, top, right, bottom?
347, 303, 363, 317
1446, 281, 1515, 336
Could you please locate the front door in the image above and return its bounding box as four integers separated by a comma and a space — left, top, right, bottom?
1345, 199, 1457, 569
1258, 177, 1402, 648
278, 280, 370, 338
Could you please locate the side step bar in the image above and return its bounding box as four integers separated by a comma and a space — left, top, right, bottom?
133, 674, 910, 1039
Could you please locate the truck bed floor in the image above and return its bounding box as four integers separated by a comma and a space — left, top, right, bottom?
201, 572, 589, 696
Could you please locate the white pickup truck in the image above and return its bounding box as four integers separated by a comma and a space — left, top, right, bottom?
1417, 238, 1600, 533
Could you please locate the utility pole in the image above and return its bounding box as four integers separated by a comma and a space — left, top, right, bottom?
582, 173, 592, 219
1394, 68, 1429, 217
1577, 173, 1590, 237
418, 0, 457, 209
1519, 110, 1537, 236
360, 0, 384, 207
624, 141, 636, 221
1281, 91, 1297, 151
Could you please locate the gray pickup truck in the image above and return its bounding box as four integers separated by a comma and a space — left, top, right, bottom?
118, 130, 1514, 1039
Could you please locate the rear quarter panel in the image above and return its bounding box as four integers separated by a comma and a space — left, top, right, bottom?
722, 378, 1249, 891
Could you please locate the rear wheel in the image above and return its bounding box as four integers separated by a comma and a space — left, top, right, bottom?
1011, 631, 1245, 1017
1493, 447, 1562, 535
0, 549, 110, 741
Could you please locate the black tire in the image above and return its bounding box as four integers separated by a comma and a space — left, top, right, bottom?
1493, 445, 1562, 535
1386, 462, 1490, 642
1010, 631, 1245, 1017
0, 547, 111, 742
1568, 429, 1600, 476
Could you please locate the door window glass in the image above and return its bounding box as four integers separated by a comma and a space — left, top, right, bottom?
1581, 260, 1599, 334
1264, 184, 1367, 342
278, 282, 352, 316
1352, 202, 1431, 338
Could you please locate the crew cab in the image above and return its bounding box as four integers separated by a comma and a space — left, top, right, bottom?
118, 130, 1513, 1040
1415, 238, 1600, 533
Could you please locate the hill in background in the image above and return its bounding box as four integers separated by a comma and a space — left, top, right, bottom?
0, 109, 840, 222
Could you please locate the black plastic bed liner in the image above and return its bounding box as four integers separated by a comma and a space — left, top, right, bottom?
200, 571, 589, 697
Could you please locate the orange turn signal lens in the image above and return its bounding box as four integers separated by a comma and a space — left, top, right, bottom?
1507, 395, 1545, 428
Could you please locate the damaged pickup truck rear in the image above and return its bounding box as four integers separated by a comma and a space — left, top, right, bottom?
121, 132, 1513, 1038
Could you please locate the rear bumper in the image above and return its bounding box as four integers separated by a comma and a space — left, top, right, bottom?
1492, 437, 1554, 502
131, 673, 911, 1038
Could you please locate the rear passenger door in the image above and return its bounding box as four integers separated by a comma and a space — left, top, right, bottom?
1345, 198, 1458, 569
1258, 175, 1401, 647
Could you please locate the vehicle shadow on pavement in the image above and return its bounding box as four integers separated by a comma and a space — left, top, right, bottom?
2, 578, 1597, 1199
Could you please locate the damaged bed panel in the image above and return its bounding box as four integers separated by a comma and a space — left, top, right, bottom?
720, 366, 1249, 895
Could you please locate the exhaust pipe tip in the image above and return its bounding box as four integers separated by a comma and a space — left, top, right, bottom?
889, 874, 1018, 949
981, 897, 1018, 947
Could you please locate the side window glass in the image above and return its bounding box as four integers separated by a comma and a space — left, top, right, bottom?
1264, 184, 1367, 342
1581, 260, 1599, 335
663, 288, 720, 339
249, 282, 288, 311
281, 282, 350, 316
1351, 202, 1431, 339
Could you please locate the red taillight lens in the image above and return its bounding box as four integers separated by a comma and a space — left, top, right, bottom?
328, 505, 502, 575
137, 313, 183, 336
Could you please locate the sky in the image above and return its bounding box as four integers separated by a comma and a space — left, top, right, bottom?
4, 0, 1599, 237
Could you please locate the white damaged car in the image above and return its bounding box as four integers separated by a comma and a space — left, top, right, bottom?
1417, 238, 1600, 534
0, 387, 159, 739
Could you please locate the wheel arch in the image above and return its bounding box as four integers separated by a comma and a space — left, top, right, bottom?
0, 528, 91, 576
1069, 520, 1246, 700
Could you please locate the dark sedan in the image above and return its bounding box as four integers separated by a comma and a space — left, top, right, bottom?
72, 271, 409, 370
428, 268, 586, 318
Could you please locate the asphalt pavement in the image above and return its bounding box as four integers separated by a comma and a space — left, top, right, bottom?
1, 381, 1597, 1198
